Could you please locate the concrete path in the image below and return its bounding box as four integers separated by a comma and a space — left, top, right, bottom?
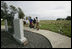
24, 27, 71, 48
1, 26, 71, 48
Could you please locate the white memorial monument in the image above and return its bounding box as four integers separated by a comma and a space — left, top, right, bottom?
13, 13, 28, 45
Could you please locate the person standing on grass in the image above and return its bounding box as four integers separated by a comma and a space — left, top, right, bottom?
36, 17, 39, 30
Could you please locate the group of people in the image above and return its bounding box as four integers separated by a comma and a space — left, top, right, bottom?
23, 16, 39, 30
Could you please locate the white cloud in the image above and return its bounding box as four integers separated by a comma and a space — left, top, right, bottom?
5, 1, 71, 20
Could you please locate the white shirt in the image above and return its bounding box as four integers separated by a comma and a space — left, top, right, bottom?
36, 18, 40, 22
26, 20, 29, 24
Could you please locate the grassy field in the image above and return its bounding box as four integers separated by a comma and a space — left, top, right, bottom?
39, 20, 71, 37
1, 20, 71, 37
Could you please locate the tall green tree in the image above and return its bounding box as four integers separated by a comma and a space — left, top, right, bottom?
7, 5, 17, 22
1, 9, 5, 19
1, 1, 18, 34
8, 5, 17, 34
66, 16, 71, 20
1, 1, 8, 19
10, 5, 17, 18
18, 7, 25, 19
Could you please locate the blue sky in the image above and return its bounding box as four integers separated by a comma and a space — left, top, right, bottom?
5, 1, 71, 20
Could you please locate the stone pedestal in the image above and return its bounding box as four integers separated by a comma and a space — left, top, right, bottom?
13, 19, 28, 45
5, 19, 8, 31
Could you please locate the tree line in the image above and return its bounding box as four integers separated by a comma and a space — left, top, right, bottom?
1, 1, 25, 20
56, 16, 71, 20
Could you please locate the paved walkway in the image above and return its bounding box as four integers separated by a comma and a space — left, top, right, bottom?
24, 27, 71, 48
1, 26, 71, 48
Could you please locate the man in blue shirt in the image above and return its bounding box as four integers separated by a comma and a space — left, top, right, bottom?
29, 17, 33, 28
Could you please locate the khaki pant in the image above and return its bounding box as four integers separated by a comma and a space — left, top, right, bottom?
36, 22, 39, 30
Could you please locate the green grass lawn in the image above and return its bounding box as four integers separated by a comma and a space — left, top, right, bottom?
1, 20, 71, 37
39, 20, 71, 37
